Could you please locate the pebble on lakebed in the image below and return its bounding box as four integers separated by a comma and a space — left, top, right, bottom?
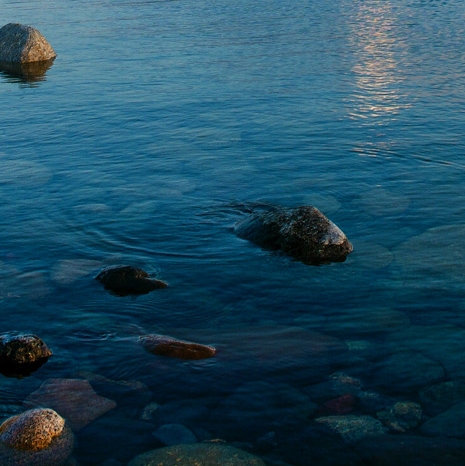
140, 334, 216, 360
95, 265, 167, 296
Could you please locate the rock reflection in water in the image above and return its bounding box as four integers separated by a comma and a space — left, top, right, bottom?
0, 58, 55, 86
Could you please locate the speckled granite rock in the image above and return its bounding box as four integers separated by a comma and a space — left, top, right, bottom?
127, 443, 266, 466
235, 205, 352, 264
140, 334, 216, 360
95, 265, 167, 296
0, 23, 56, 63
0, 408, 74, 465
315, 414, 388, 443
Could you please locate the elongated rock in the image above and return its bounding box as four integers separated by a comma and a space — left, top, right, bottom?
140, 334, 216, 360
0, 23, 56, 63
235, 205, 353, 264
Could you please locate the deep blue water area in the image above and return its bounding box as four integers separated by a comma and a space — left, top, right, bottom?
1, 0, 465, 464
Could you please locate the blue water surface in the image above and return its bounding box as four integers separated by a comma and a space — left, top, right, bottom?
1, 0, 465, 464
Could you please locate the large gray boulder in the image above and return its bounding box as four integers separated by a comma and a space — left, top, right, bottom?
0, 23, 56, 63
234, 205, 353, 264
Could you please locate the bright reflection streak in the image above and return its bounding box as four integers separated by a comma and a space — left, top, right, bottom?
348, 1, 411, 122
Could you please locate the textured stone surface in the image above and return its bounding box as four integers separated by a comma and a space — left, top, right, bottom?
235, 205, 352, 264
377, 401, 422, 432
140, 334, 216, 360
0, 408, 74, 466
128, 443, 266, 466
315, 414, 388, 443
0, 408, 64, 451
23, 378, 116, 432
95, 265, 167, 296
0, 23, 56, 63
0, 332, 52, 376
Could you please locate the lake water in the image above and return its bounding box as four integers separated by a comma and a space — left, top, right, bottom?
1, 0, 465, 464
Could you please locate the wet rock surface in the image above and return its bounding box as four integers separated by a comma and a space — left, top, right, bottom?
0, 408, 74, 465
234, 205, 353, 264
152, 423, 197, 446
140, 334, 216, 360
377, 401, 422, 433
315, 414, 388, 443
95, 265, 167, 296
0, 332, 52, 377
0, 23, 56, 63
127, 443, 266, 466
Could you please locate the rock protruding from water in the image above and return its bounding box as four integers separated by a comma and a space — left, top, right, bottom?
0, 408, 74, 465
140, 334, 216, 360
0, 23, 56, 63
128, 443, 266, 466
95, 265, 168, 296
0, 332, 52, 377
234, 205, 353, 264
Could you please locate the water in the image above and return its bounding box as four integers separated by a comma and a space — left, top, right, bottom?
1, 0, 465, 463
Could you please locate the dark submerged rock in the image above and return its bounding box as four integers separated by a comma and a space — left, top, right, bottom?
0, 23, 56, 63
95, 265, 167, 296
0, 332, 52, 377
140, 334, 216, 360
234, 205, 353, 264
128, 443, 265, 466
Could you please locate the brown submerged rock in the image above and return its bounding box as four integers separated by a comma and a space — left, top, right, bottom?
0, 332, 52, 376
234, 205, 353, 264
95, 265, 167, 296
0, 408, 74, 466
140, 334, 216, 360
0, 23, 56, 63
24, 378, 116, 432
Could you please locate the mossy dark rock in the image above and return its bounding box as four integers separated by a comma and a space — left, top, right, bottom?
0, 332, 52, 377
95, 265, 167, 296
0, 408, 74, 465
128, 443, 265, 466
140, 334, 216, 360
234, 205, 353, 264
0, 23, 56, 63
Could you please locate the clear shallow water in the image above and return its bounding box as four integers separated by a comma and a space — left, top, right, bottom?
1, 0, 465, 464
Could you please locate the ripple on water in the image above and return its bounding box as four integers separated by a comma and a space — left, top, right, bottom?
394, 224, 465, 289
0, 160, 52, 187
